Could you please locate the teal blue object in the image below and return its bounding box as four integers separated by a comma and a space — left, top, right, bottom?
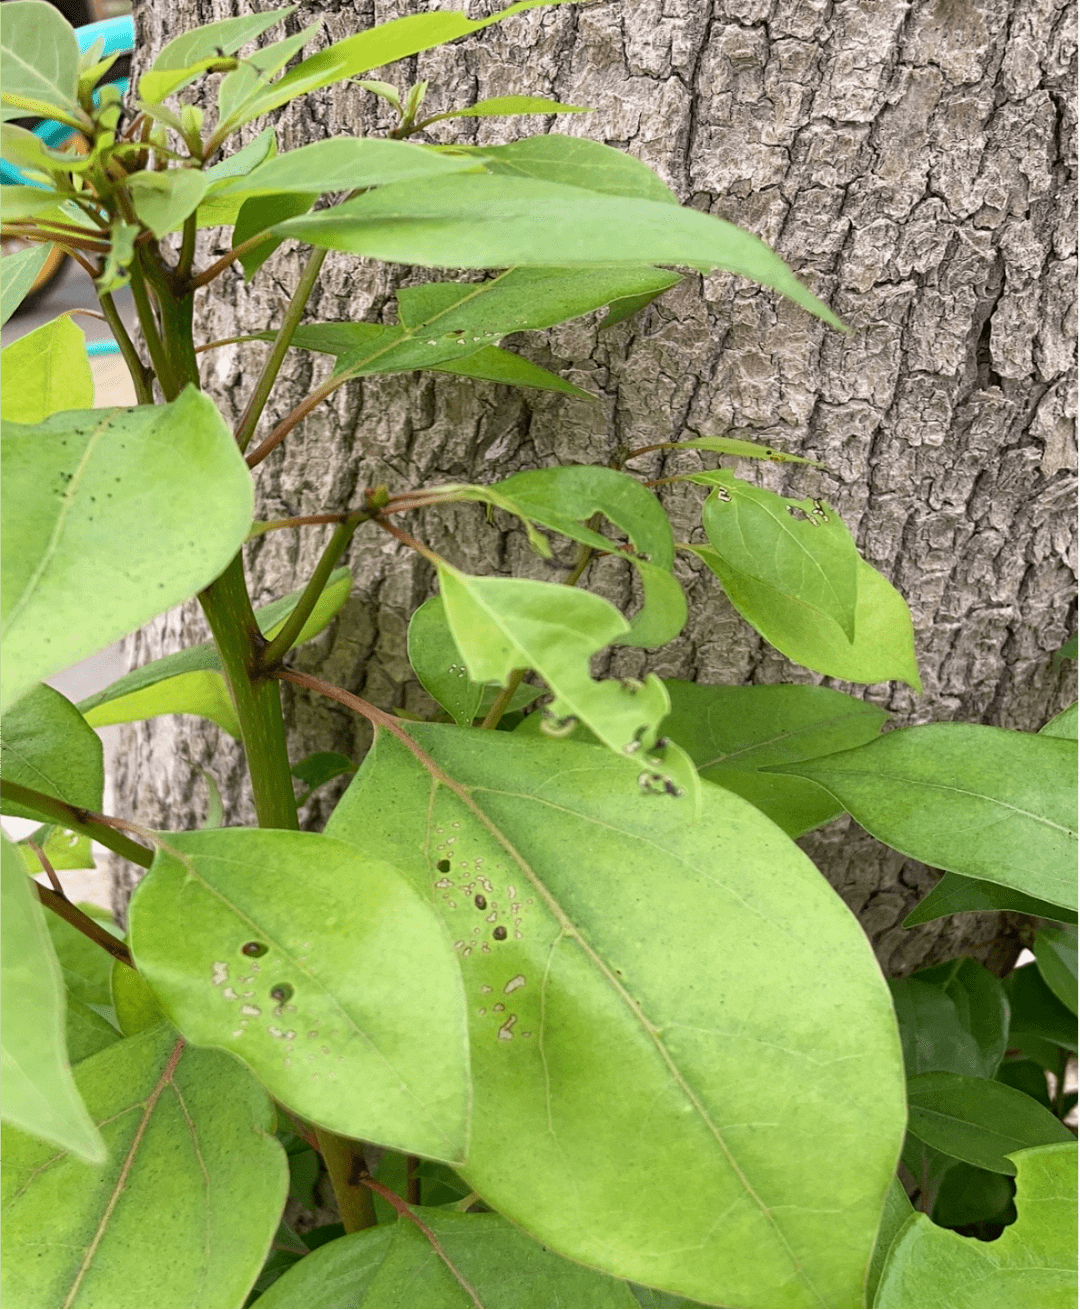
86, 339, 121, 357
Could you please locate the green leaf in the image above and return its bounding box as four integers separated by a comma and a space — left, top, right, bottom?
326, 725, 906, 1309
0, 1025, 288, 1310
1, 243, 52, 327
0, 184, 70, 221
931, 1161, 1016, 1229
769, 724, 1078, 910
700, 473, 858, 639
483, 464, 685, 647
428, 93, 589, 123
906, 1072, 1073, 1174
63, 995, 121, 1063
1005, 964, 1078, 1056
875, 1143, 1077, 1308
0, 835, 104, 1162
1033, 925, 1077, 1015
659, 681, 887, 837
463, 133, 676, 203
1041, 701, 1078, 739
234, 2, 577, 128
215, 137, 482, 202
110, 960, 164, 1037
675, 435, 824, 465
1052, 633, 1077, 667
75, 566, 351, 724
253, 1207, 638, 1309
0, 1, 79, 119
430, 344, 593, 397
17, 826, 94, 873
45, 903, 119, 1009
290, 750, 356, 793
996, 1058, 1053, 1110
408, 595, 542, 726
138, 5, 296, 102
898, 958, 1009, 1080
128, 828, 470, 1163
127, 169, 208, 239
903, 871, 1078, 928
866, 1177, 914, 1308
0, 683, 103, 819
436, 564, 699, 806
1, 388, 254, 712
691, 544, 920, 687
201, 124, 277, 186
233, 190, 316, 280
217, 24, 321, 124
0, 315, 94, 423
82, 667, 241, 737
276, 172, 845, 331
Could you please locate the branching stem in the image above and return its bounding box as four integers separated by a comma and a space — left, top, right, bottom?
0, 782, 153, 867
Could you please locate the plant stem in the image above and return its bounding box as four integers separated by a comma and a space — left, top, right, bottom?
244, 371, 345, 469
479, 671, 526, 730
188, 228, 278, 290
235, 246, 327, 454
27, 840, 65, 896
35, 883, 135, 968
176, 211, 198, 284
138, 247, 200, 394
128, 256, 174, 398
405, 1155, 421, 1206
199, 555, 299, 831
257, 512, 368, 672
98, 289, 153, 404
0, 782, 153, 867
315, 1130, 377, 1232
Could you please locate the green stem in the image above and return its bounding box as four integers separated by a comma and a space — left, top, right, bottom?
236, 246, 327, 454
258, 511, 367, 671
139, 247, 200, 394
177, 211, 198, 283
128, 257, 175, 398
98, 290, 153, 404
188, 227, 278, 290
0, 781, 153, 867
315, 1130, 378, 1232
199, 555, 299, 830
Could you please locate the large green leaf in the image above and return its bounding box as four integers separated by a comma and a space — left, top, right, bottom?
1004, 964, 1077, 1057
0, 835, 104, 1162
0, 243, 53, 326
700, 473, 859, 639
0, 0, 79, 119
436, 564, 699, 805
214, 137, 481, 202
327, 725, 906, 1309
45, 903, 120, 1009
138, 6, 296, 102
874, 1143, 1078, 1308
253, 1208, 638, 1308
75, 567, 351, 728
906, 1072, 1073, 1174
903, 871, 1078, 928
1040, 701, 1078, 740
277, 173, 844, 330
659, 681, 887, 836
894, 958, 1009, 1080
692, 544, 920, 687
0, 1025, 288, 1309
1, 388, 254, 712
770, 724, 1078, 910
1033, 925, 1077, 1015
232, 2, 576, 128
0, 683, 103, 819
0, 316, 94, 423
216, 24, 321, 124
866, 1177, 914, 1308
128, 828, 470, 1163
464, 133, 677, 203
128, 169, 208, 239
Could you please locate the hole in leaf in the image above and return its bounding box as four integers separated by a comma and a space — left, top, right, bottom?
241, 942, 268, 957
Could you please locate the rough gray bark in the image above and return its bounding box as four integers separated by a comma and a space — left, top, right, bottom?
115, 0, 1077, 975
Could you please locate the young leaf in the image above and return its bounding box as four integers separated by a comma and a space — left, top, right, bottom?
903, 871, 1079, 928
0, 835, 104, 1163
252, 1207, 638, 1309
138, 5, 296, 102
290, 750, 356, 798
0, 184, 72, 221
200, 123, 277, 185
1040, 701, 1078, 740
690, 544, 921, 687
127, 169, 208, 239
463, 133, 676, 203
0, 243, 53, 327
425, 93, 589, 125
700, 473, 859, 640
275, 172, 845, 331
17, 827, 94, 874
770, 724, 1078, 911
1, 388, 254, 712
905, 1072, 1074, 1175
0, 1025, 288, 1310
128, 828, 471, 1163
429, 344, 594, 397
217, 23, 321, 124
1033, 925, 1077, 1015
0, 0, 79, 120
675, 435, 823, 465
0, 683, 103, 819
1005, 964, 1078, 1058
866, 1177, 914, 1308
233, 191, 316, 280
436, 564, 698, 805
875, 1143, 1078, 1308
326, 724, 906, 1310
0, 315, 94, 423
82, 668, 241, 737
658, 681, 887, 836
898, 958, 1009, 1080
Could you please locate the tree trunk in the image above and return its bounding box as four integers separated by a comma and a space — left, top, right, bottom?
115, 0, 1077, 976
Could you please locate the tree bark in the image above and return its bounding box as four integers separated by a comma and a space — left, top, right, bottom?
115, 0, 1077, 975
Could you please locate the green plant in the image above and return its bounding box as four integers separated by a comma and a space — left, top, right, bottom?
1, 4, 1075, 1307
